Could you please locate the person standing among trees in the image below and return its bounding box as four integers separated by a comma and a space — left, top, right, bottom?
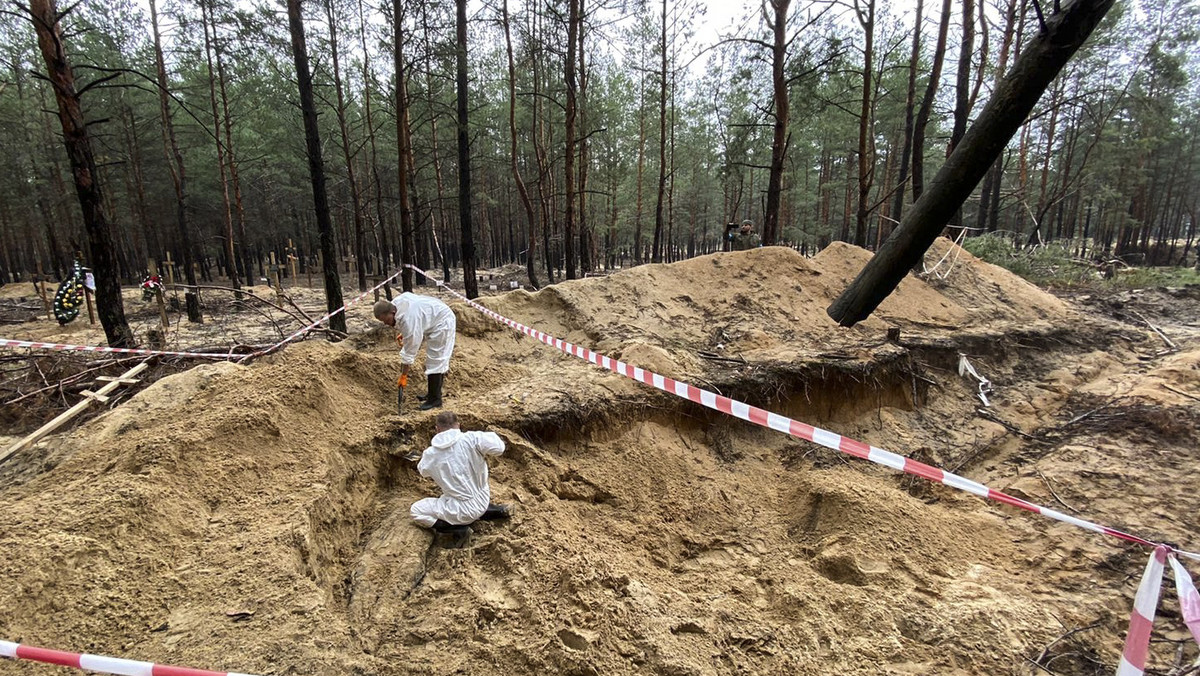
729, 220, 761, 251
373, 293, 456, 410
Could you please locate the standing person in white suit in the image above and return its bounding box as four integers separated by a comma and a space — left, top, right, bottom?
411, 411, 510, 543
373, 292, 456, 410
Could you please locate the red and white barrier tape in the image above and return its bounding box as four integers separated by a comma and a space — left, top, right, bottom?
420, 265, 1200, 669
237, 268, 403, 363
1117, 547, 1169, 676
1, 269, 404, 364
409, 265, 1199, 563
0, 640, 259, 676
1172, 556, 1200, 645
0, 338, 235, 360
1116, 547, 1200, 675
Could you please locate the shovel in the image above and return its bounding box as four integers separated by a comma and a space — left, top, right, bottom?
397, 373, 408, 413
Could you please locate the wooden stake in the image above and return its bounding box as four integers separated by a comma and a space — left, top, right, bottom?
269, 251, 282, 300
35, 259, 51, 320
155, 287, 168, 330
288, 239, 298, 287
1, 362, 150, 466
84, 287, 95, 324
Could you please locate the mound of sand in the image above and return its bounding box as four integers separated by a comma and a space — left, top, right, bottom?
474, 241, 1072, 369
0, 240, 1195, 675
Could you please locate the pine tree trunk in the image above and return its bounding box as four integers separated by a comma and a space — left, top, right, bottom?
652, 0, 668, 263
357, 0, 391, 295
947, 0, 975, 235
889, 0, 923, 230
764, 0, 791, 245
211, 8, 251, 291
577, 0, 591, 273
829, 0, 1115, 326
201, 0, 239, 289
149, 0, 201, 323
502, 0, 540, 288
911, 0, 952, 201
563, 0, 579, 278
530, 2, 555, 283
854, 0, 876, 247
395, 0, 416, 292
455, 0, 478, 298
29, 0, 135, 345
634, 39, 648, 265
977, 0, 1019, 233
287, 0, 346, 333
328, 0, 368, 292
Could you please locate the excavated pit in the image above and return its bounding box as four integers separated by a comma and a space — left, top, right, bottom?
2, 241, 1198, 675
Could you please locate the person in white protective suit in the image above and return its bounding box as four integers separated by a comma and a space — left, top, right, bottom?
373, 293, 456, 410
411, 411, 511, 544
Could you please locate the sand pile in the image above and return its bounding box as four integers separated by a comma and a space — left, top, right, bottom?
1, 240, 1196, 675
471, 241, 1073, 377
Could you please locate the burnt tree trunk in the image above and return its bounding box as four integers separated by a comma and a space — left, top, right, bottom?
946, 0, 975, 235
828, 0, 1115, 326
633, 40, 648, 264
853, 0, 876, 247
911, 0, 952, 201
889, 0, 923, 232
455, 0, 478, 298
287, 0, 346, 333
563, 0, 579, 278
29, 0, 134, 345
763, 0, 791, 245
651, 0, 668, 263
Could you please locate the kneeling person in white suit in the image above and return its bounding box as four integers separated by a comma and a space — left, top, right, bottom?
373, 292, 456, 410
410, 411, 510, 540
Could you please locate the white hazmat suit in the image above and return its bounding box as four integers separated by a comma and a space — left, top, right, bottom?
410, 428, 506, 527
392, 292, 456, 375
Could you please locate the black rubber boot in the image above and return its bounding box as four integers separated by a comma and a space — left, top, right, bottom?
431, 519, 471, 548
419, 373, 444, 410
479, 504, 512, 521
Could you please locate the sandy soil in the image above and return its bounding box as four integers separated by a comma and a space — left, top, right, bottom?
0, 239, 1197, 675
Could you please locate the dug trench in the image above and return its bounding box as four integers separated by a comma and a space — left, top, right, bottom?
289, 328, 1197, 675
2, 243, 1198, 675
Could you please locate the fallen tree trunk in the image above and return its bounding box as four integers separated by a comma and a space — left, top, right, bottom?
827, 0, 1115, 327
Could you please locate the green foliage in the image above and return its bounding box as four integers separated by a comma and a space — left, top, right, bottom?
1109, 266, 1200, 289
1, 0, 1197, 283
963, 233, 1200, 290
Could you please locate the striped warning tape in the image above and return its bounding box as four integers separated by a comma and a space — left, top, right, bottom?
0, 268, 405, 363
1118, 547, 1169, 676
236, 268, 403, 362
1114, 547, 1200, 675
1172, 556, 1200, 644
0, 640, 259, 676
0, 338, 236, 360
408, 265, 1200, 563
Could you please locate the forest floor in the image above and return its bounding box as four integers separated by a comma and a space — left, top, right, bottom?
1, 240, 1198, 675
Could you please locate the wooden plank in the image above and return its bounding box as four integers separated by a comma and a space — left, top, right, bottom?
80, 390, 110, 404
0, 362, 150, 466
